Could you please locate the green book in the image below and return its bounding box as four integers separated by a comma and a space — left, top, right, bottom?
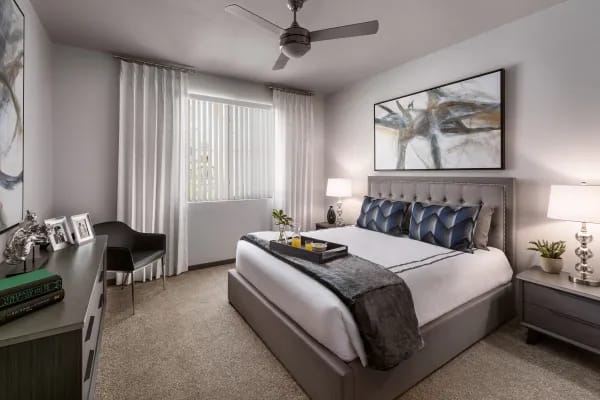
0, 269, 63, 310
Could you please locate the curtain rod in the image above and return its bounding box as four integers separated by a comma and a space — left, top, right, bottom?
267, 85, 314, 96
113, 55, 200, 74
114, 55, 314, 96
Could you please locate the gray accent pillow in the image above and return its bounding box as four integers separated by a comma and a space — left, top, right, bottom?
473, 206, 494, 250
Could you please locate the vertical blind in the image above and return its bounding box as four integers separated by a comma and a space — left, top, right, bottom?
188, 97, 274, 202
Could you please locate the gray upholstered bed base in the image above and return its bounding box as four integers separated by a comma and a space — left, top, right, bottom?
229, 269, 514, 400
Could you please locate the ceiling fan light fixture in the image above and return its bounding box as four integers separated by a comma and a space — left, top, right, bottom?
280, 25, 311, 58
281, 42, 310, 58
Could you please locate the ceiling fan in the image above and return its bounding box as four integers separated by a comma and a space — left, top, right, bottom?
225, 0, 379, 71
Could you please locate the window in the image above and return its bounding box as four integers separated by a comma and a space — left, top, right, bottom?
187, 96, 274, 202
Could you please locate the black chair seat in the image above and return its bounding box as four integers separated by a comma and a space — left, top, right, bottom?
93, 221, 167, 315
133, 250, 165, 269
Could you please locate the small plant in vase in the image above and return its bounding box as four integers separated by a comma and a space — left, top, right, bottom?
272, 209, 293, 242
527, 240, 566, 274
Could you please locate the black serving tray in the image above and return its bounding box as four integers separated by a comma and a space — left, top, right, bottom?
269, 236, 348, 264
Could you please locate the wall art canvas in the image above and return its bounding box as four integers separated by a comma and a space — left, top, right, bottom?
374, 69, 504, 171
0, 0, 24, 233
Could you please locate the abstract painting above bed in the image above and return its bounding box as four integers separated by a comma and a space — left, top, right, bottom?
0, 0, 25, 233
374, 69, 504, 171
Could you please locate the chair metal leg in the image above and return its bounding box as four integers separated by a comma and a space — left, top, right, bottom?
121, 273, 126, 290
131, 273, 135, 315
162, 256, 166, 290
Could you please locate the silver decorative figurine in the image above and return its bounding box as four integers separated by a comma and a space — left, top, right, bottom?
3, 210, 50, 265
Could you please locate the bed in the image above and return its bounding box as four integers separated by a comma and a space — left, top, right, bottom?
228, 176, 516, 400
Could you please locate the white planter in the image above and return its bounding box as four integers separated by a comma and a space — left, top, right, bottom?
540, 256, 563, 274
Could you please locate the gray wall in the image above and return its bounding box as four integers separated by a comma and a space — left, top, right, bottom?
323, 0, 600, 273
51, 45, 120, 223
0, 0, 55, 256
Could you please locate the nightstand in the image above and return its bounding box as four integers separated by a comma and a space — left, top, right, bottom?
517, 266, 600, 355
315, 222, 348, 230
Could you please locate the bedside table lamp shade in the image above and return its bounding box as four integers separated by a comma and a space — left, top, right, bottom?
326, 179, 352, 198
547, 185, 600, 224
547, 184, 600, 286
326, 178, 352, 226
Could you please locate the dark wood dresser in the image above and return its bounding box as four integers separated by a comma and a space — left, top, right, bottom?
0, 236, 107, 400
517, 266, 600, 354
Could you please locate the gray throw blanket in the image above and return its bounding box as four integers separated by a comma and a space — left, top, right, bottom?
241, 234, 424, 370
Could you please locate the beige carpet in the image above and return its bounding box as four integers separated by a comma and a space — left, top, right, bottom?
95, 265, 600, 400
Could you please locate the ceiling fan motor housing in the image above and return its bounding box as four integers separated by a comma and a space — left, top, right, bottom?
280, 25, 311, 58
287, 0, 306, 12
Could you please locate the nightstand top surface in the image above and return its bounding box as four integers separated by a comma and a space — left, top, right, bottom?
517, 266, 600, 302
315, 222, 349, 229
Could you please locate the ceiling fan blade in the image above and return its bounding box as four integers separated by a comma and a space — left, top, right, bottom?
311, 20, 379, 42
225, 4, 284, 35
272, 53, 290, 71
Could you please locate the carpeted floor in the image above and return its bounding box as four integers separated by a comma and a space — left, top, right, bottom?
95, 265, 600, 400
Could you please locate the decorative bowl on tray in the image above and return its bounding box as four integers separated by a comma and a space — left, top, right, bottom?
311, 242, 327, 252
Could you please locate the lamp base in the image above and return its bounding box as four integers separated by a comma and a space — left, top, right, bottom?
335, 199, 344, 226
568, 273, 600, 287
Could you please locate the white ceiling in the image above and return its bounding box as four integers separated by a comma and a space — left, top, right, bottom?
31, 0, 564, 93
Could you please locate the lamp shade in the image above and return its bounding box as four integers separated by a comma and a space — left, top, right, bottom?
547, 185, 600, 224
326, 178, 352, 198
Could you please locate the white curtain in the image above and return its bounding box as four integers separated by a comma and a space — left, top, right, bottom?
272, 89, 314, 230
117, 61, 189, 282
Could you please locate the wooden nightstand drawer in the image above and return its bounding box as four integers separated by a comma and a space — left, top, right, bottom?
523, 282, 600, 326
524, 303, 600, 349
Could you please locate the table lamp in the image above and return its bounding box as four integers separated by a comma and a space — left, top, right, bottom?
326, 178, 352, 226
547, 184, 600, 286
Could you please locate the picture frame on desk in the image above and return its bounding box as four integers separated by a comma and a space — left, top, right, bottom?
44, 217, 73, 251
70, 213, 95, 245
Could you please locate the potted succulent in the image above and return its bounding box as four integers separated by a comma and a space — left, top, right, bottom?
272, 209, 293, 242
527, 240, 566, 274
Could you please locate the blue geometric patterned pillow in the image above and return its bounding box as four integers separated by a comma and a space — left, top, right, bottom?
409, 202, 481, 251
356, 197, 410, 236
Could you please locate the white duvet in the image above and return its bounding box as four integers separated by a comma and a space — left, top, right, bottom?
235, 226, 513, 366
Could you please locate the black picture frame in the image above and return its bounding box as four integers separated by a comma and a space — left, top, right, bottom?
373, 69, 505, 171
0, 0, 25, 234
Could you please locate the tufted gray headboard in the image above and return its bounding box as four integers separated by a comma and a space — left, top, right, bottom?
368, 176, 516, 268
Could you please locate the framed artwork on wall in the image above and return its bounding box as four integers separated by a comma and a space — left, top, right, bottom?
374, 69, 504, 171
0, 0, 25, 233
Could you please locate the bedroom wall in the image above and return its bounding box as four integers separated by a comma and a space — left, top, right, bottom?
323, 0, 600, 273
0, 0, 55, 256
51, 45, 120, 223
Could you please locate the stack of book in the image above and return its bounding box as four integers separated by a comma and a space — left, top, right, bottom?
0, 269, 65, 325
